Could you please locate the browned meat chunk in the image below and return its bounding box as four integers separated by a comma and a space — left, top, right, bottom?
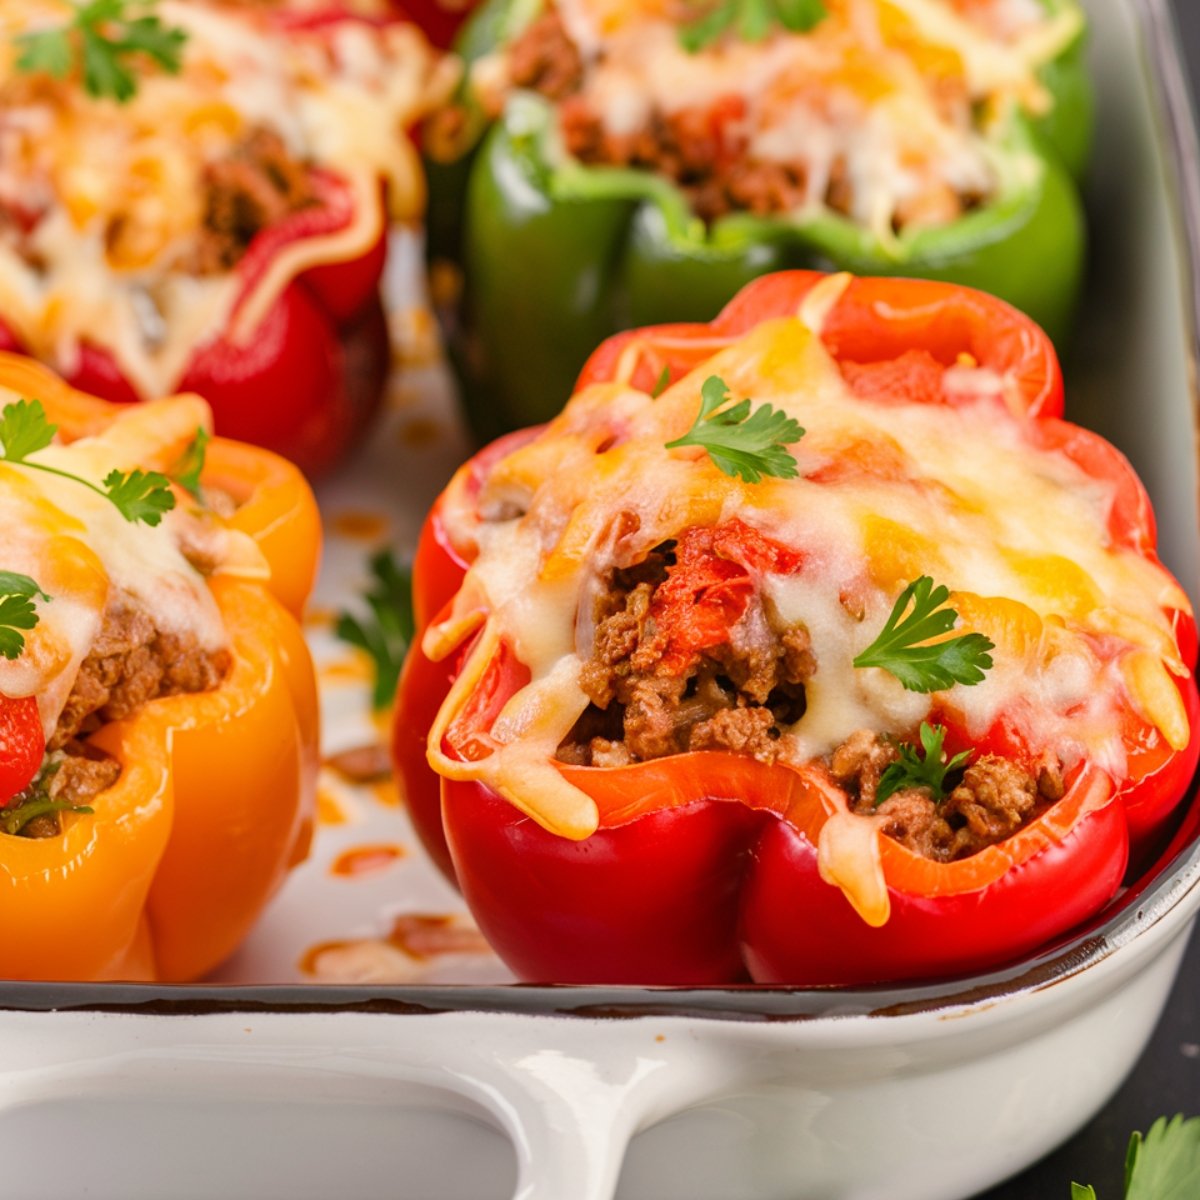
942, 755, 1038, 843
192, 128, 317, 275
558, 537, 811, 766
508, 12, 584, 100
50, 595, 232, 750
829, 728, 900, 809
51, 740, 122, 806
831, 729, 1062, 862
689, 706, 777, 761
874, 790, 956, 861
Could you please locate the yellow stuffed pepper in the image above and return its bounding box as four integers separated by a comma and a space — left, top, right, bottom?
0, 354, 320, 981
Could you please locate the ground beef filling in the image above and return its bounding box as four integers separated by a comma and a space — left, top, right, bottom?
555, 539, 1066, 862
190, 127, 318, 275
556, 544, 813, 767
51, 598, 232, 750
506, 11, 982, 227
829, 729, 1067, 862
10, 596, 233, 839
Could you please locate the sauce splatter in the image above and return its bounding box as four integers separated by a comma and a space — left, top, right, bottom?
325, 742, 392, 784
370, 777, 401, 808
316, 787, 348, 826
388, 914, 491, 959
319, 655, 372, 686
303, 605, 337, 630
331, 511, 390, 542
300, 913, 493, 982
397, 417, 443, 449
331, 843, 406, 878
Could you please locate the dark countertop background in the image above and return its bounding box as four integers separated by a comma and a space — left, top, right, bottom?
977, 5, 1200, 1196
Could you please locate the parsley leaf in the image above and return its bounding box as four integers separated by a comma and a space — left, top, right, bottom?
0, 572, 50, 662
853, 575, 994, 693
665, 375, 803, 484
14, 0, 188, 104
0, 398, 176, 526
103, 468, 175, 526
0, 398, 56, 462
875, 722, 972, 806
172, 426, 210, 501
651, 365, 672, 399
1073, 1115, 1200, 1198
680, 0, 826, 52
335, 549, 415, 712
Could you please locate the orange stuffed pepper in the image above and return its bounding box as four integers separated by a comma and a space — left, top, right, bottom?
0, 355, 320, 981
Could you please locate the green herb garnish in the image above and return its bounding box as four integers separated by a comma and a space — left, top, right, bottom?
0, 398, 176, 526
651, 366, 672, 399
853, 575, 994, 693
15, 0, 188, 103
680, 0, 826, 53
0, 758, 90, 837
172, 426, 210, 502
1, 796, 93, 837
1074, 1115, 1200, 1198
875, 722, 972, 807
0, 572, 50, 662
335, 549, 415, 712
665, 374, 803, 484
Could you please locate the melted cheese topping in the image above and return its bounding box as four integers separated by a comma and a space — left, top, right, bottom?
0, 1, 457, 397
0, 387, 265, 739
483, 0, 1080, 236
425, 313, 1191, 867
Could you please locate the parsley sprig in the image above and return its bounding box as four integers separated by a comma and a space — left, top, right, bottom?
875, 722, 972, 807
1074, 1115, 1200, 1198
665, 375, 803, 484
853, 576, 994, 693
14, 0, 188, 104
172, 426, 210, 502
0, 398, 176, 526
0, 761, 91, 837
335, 549, 415, 712
0, 572, 50, 662
680, 0, 827, 53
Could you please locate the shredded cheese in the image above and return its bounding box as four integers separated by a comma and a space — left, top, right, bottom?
0, 386, 264, 740
425, 314, 1192, 918
0, 1, 457, 397
487, 0, 1080, 238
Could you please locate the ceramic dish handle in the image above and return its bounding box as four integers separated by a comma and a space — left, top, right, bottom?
457, 1018, 726, 1200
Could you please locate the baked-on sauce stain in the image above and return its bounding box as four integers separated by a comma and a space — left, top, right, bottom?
324, 741, 392, 784
330, 510, 390, 542
316, 787, 348, 826
299, 914, 493, 978
330, 844, 406, 877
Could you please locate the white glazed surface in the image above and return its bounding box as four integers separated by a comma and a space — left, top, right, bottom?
0, 1, 1195, 1198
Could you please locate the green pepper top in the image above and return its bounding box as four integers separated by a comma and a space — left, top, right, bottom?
436, 0, 1090, 215
428, 0, 1091, 436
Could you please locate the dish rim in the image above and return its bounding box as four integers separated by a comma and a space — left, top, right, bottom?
5, 0, 1200, 1025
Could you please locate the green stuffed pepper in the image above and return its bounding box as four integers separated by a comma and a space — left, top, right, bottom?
427, 0, 1091, 437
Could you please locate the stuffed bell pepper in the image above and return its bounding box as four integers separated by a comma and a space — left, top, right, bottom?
425, 0, 1090, 437
393, 271, 1199, 987
0, 353, 320, 981
0, 0, 457, 476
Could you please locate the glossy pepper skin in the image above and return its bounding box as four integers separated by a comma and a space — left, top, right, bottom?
0, 357, 320, 982
393, 272, 1199, 987
425, 0, 1091, 439
0, 157, 389, 481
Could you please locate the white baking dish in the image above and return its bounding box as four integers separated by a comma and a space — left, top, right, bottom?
0, 1, 1196, 1197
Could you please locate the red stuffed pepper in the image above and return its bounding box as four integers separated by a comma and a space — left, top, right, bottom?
0, 0, 456, 476
394, 271, 1199, 987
